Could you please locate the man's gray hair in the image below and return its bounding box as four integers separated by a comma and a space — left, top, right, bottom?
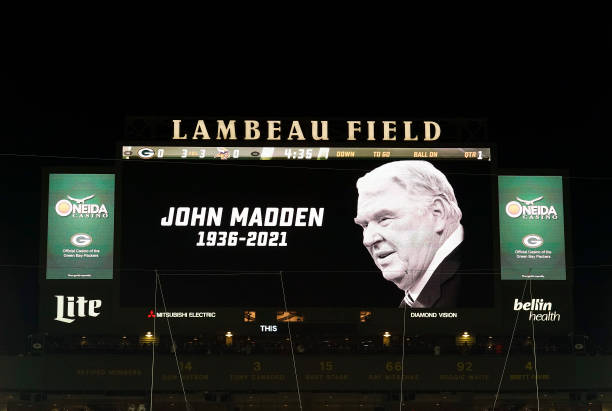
357, 160, 462, 224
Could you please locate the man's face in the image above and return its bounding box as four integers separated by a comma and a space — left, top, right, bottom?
355, 178, 442, 291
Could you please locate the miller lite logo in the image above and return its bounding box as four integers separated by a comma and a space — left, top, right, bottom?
54, 295, 102, 324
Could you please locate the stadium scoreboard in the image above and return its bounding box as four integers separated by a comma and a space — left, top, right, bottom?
38, 118, 572, 337
121, 146, 492, 161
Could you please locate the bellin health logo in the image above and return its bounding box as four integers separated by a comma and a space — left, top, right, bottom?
55, 194, 109, 218
513, 298, 560, 322
505, 196, 558, 220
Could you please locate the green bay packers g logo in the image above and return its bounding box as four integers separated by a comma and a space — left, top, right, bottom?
70, 233, 92, 247
138, 148, 155, 159
522, 234, 543, 248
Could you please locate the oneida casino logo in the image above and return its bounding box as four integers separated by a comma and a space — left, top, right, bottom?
55, 194, 109, 218
505, 196, 558, 220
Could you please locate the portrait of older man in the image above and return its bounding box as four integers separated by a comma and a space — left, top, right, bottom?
354, 160, 465, 308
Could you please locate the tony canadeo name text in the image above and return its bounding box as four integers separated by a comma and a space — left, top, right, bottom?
171, 120, 441, 142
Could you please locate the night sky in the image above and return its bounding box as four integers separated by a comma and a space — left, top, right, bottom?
1, 26, 610, 351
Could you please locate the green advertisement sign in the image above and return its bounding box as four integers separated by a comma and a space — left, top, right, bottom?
498, 176, 566, 280
46, 174, 115, 279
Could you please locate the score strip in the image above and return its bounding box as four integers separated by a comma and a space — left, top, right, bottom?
121, 146, 491, 161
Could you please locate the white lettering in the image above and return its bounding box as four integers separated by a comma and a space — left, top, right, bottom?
207, 208, 222, 226
190, 207, 206, 226
55, 295, 74, 324
308, 208, 324, 226
264, 208, 279, 226
77, 296, 87, 317
175, 207, 190, 226
295, 208, 308, 226
89, 300, 102, 317
249, 208, 263, 226
230, 208, 249, 226
410, 312, 437, 318
279, 208, 294, 226
55, 295, 102, 324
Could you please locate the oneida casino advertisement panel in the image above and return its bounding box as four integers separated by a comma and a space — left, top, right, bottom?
498, 174, 572, 334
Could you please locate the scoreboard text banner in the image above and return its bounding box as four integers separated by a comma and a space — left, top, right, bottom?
46, 174, 115, 279
498, 176, 566, 280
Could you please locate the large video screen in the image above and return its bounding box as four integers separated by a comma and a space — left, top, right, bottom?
118, 147, 496, 311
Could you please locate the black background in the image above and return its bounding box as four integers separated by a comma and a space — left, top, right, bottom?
119, 158, 495, 307
1, 22, 610, 351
